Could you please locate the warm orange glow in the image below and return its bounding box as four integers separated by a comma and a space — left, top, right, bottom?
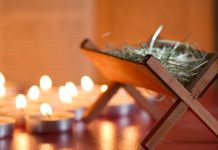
0, 85, 6, 98
39, 75, 52, 91
58, 86, 72, 103
40, 103, 53, 117
0, 72, 6, 85
81, 75, 94, 92
100, 84, 108, 92
15, 94, 27, 110
27, 85, 40, 101
65, 82, 78, 97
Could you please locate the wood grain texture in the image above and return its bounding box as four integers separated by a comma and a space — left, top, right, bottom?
142, 55, 218, 149
81, 48, 173, 97
81, 39, 218, 149
146, 56, 218, 135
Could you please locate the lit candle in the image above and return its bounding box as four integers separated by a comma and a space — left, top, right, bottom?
0, 72, 6, 85
65, 82, 78, 97
76, 75, 100, 103
58, 86, 72, 104
25, 103, 73, 134
38, 75, 59, 103
100, 84, 108, 93
81, 75, 94, 92
0, 116, 15, 138
39, 75, 52, 92
27, 85, 40, 101
56, 85, 85, 120
0, 85, 6, 99
0, 72, 20, 97
1, 94, 27, 127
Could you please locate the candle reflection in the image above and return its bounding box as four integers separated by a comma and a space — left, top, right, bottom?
121, 126, 139, 149
39, 143, 54, 150
99, 121, 115, 150
14, 132, 30, 150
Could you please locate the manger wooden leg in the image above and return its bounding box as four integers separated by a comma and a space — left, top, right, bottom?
82, 82, 122, 123
142, 56, 218, 149
123, 84, 161, 121
141, 100, 187, 150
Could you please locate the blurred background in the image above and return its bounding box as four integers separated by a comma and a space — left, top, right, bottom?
0, 0, 217, 88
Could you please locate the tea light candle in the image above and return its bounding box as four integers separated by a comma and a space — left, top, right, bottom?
0, 116, 15, 139
0, 94, 38, 127
38, 75, 59, 102
25, 103, 73, 134
5, 94, 27, 127
0, 72, 20, 98
54, 85, 85, 120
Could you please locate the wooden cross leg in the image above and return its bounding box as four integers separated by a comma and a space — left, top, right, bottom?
82, 82, 161, 123
141, 55, 218, 149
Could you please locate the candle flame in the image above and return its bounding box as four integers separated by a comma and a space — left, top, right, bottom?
65, 82, 78, 97
0, 85, 6, 98
39, 75, 52, 91
40, 103, 53, 117
100, 84, 108, 92
59, 86, 72, 103
0, 72, 6, 85
81, 75, 94, 92
15, 94, 27, 110
27, 85, 40, 101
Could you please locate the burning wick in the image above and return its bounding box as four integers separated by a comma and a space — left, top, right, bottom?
40, 103, 53, 118
15, 94, 27, 110
81, 75, 94, 92
58, 86, 72, 103
100, 84, 108, 92
39, 75, 52, 92
65, 82, 78, 97
0, 72, 6, 85
0, 85, 6, 98
27, 85, 40, 101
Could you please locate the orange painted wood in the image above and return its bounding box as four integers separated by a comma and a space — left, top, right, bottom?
81, 41, 172, 97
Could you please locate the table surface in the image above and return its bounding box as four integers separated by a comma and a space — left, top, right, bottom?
0, 88, 218, 150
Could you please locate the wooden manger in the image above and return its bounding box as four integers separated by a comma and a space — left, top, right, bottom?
80, 38, 218, 149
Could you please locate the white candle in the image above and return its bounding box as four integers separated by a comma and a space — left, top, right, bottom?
25, 103, 73, 134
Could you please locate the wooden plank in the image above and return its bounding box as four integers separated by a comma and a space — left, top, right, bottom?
82, 82, 121, 123
142, 56, 218, 149
146, 56, 218, 135
81, 48, 173, 97
123, 84, 161, 121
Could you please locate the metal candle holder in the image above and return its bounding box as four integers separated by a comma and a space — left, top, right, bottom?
25, 112, 73, 134
0, 116, 15, 139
